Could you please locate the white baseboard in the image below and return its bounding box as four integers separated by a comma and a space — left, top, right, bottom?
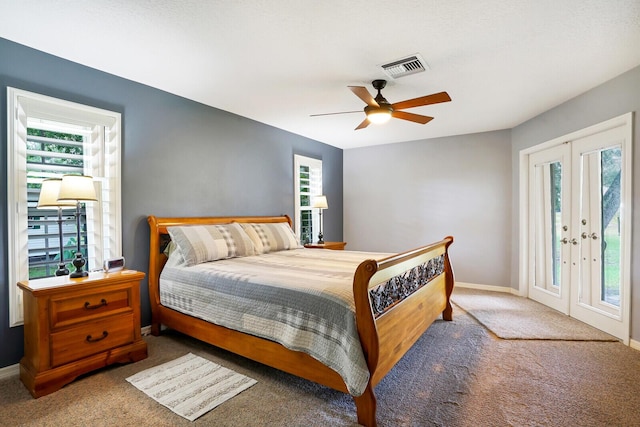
630, 338, 640, 351
455, 282, 522, 295
0, 363, 19, 380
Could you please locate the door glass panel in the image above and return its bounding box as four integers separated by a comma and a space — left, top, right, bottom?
600, 147, 621, 307
550, 162, 562, 288
532, 161, 563, 294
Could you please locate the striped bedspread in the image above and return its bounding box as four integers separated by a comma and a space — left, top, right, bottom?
160, 248, 391, 397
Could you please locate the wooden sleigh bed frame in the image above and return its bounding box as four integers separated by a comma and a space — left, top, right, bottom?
147, 214, 454, 426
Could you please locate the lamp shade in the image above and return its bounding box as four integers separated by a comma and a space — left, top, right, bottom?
37, 178, 77, 209
57, 175, 98, 202
312, 195, 328, 209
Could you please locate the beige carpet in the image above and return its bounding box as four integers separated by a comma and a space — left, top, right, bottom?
2, 311, 640, 426
451, 287, 618, 341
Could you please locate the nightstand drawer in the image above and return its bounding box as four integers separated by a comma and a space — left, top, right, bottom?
51, 288, 132, 329
50, 314, 135, 367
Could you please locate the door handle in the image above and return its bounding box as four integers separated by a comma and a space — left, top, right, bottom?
581, 232, 598, 240
561, 238, 579, 245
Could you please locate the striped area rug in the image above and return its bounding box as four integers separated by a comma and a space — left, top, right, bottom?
126, 353, 257, 421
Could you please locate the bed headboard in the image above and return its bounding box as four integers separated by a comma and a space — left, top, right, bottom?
146, 215, 292, 310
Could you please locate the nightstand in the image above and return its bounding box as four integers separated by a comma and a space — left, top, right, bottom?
304, 241, 347, 250
18, 270, 148, 398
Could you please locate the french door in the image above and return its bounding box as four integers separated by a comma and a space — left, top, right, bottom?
528, 143, 572, 314
524, 114, 632, 343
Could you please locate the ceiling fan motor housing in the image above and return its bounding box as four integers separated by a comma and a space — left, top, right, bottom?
364, 104, 393, 115
372, 79, 387, 90
369, 79, 393, 116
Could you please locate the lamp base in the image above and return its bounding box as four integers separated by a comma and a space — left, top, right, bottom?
70, 253, 88, 278
55, 263, 69, 276
317, 232, 324, 245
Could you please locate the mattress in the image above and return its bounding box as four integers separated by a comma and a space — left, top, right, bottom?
160, 247, 391, 396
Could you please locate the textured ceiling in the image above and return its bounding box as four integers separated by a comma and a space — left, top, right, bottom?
1, 0, 639, 149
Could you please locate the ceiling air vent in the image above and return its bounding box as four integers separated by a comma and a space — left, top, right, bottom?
380, 54, 429, 79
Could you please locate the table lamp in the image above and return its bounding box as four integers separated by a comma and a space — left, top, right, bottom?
37, 178, 77, 276
57, 175, 98, 278
312, 195, 328, 244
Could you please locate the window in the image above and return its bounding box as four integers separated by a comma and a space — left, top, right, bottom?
293, 155, 322, 245
7, 87, 122, 326
27, 128, 86, 279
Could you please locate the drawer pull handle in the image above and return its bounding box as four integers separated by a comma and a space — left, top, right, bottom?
84, 299, 108, 310
86, 331, 109, 343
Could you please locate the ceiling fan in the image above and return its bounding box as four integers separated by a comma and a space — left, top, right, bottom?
311, 79, 451, 130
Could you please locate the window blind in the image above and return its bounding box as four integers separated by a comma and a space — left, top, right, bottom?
294, 155, 322, 244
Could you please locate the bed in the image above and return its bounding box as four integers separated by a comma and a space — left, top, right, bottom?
147, 214, 454, 426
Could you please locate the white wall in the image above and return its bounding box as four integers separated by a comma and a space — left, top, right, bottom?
344, 130, 512, 288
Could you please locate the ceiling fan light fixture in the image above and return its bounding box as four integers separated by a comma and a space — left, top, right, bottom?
364, 105, 393, 124
367, 110, 392, 124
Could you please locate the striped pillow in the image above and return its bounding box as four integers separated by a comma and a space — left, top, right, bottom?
167, 222, 256, 266
239, 222, 301, 254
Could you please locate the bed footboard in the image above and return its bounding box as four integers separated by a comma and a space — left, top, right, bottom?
352, 236, 454, 426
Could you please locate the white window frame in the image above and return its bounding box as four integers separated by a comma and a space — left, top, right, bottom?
7, 87, 122, 327
293, 154, 322, 244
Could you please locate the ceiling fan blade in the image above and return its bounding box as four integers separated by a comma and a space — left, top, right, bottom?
391, 91, 451, 110
310, 110, 362, 117
349, 86, 379, 107
355, 118, 370, 130
392, 111, 434, 124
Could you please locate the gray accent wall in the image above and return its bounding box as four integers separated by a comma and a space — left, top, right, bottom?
511, 66, 640, 341
343, 130, 513, 288
0, 38, 343, 368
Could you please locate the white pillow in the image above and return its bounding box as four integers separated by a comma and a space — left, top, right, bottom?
167, 222, 256, 266
239, 222, 301, 254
